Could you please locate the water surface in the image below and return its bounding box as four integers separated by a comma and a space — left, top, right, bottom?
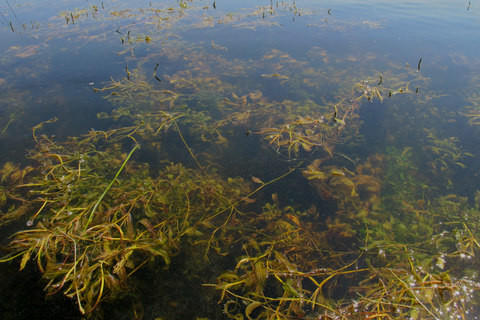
1, 1, 480, 319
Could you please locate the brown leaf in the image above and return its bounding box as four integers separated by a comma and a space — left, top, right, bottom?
251, 176, 264, 184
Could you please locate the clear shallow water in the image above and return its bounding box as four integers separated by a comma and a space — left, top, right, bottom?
1, 1, 480, 319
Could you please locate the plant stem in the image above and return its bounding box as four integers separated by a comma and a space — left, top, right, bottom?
83, 144, 139, 231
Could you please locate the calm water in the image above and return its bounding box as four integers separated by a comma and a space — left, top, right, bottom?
1, 1, 480, 319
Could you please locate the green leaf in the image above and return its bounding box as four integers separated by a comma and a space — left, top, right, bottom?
19, 250, 31, 271
146, 247, 171, 266
245, 301, 263, 320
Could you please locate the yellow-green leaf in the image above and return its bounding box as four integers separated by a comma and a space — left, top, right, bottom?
245, 301, 263, 320
19, 250, 31, 271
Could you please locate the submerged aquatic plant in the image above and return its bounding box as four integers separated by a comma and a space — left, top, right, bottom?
210, 152, 480, 320
1, 2, 479, 319
0, 118, 255, 315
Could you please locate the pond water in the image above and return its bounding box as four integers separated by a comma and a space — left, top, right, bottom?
1, 0, 480, 319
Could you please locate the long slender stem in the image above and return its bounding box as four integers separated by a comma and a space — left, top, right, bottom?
83, 144, 139, 231
174, 120, 204, 171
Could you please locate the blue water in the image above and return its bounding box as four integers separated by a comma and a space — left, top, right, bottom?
1, 0, 480, 319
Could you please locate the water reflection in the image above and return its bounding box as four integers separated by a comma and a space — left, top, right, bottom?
1, 0, 480, 319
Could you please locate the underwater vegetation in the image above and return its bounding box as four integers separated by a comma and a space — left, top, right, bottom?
2, 115, 479, 319
1, 60, 479, 319
0, 119, 254, 315
2, 0, 480, 319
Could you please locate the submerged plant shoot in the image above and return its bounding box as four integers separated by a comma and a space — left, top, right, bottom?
1, 0, 480, 319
